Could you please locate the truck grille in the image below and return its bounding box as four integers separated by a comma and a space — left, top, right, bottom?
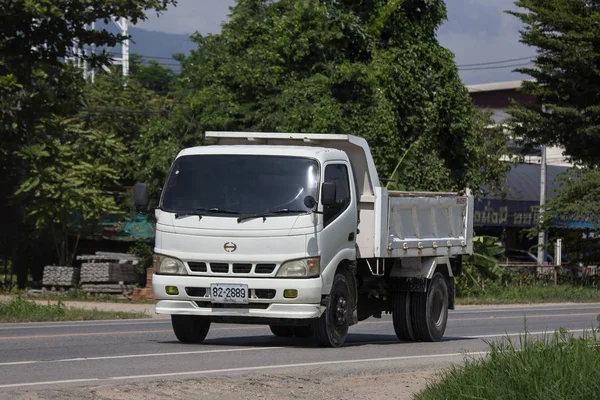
188, 262, 207, 272
210, 263, 229, 273
255, 264, 276, 274
185, 262, 278, 276
232, 263, 252, 273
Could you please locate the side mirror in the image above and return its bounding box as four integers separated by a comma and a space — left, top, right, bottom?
134, 183, 149, 208
321, 182, 336, 206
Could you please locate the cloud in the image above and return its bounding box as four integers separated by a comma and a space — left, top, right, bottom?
137, 0, 236, 35
438, 0, 534, 84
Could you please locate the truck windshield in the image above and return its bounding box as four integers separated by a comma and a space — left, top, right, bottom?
160, 155, 320, 216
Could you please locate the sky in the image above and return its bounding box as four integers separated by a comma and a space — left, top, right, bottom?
136, 0, 534, 85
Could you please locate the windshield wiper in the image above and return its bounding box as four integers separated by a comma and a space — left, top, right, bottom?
175, 208, 240, 219
237, 209, 307, 223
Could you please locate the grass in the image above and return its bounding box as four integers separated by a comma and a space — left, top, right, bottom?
457, 284, 600, 305
0, 297, 149, 323
416, 328, 600, 400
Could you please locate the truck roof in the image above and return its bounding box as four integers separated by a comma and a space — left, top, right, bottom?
179, 145, 346, 160
204, 131, 380, 199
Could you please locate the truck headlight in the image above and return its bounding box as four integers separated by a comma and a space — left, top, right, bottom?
276, 257, 320, 278
153, 255, 187, 275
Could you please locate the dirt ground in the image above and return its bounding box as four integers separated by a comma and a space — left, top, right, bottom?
10, 368, 437, 400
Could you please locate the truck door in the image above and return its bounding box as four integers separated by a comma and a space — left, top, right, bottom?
320, 162, 357, 271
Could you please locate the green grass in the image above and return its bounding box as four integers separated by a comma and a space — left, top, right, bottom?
416, 328, 600, 400
0, 297, 149, 322
457, 284, 600, 305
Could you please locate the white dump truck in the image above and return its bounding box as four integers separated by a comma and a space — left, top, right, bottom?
134, 132, 474, 347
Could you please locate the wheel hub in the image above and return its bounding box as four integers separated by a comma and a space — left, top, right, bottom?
335, 296, 347, 325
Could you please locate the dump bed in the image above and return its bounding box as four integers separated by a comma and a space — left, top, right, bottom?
376, 190, 474, 258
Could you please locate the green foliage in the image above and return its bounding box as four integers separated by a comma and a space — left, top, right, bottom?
174, 0, 508, 192
508, 1, 600, 261
537, 168, 600, 262
0, 297, 148, 322
457, 284, 600, 305
416, 329, 600, 400
82, 72, 179, 210
0, 0, 177, 282
458, 236, 505, 296
128, 242, 154, 275
15, 116, 125, 266
130, 55, 178, 96
507, 1, 600, 168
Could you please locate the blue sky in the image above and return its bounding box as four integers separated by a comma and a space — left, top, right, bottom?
136, 0, 533, 85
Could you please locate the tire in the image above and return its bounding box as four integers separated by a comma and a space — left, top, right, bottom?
171, 315, 211, 344
311, 272, 351, 347
410, 272, 449, 342
392, 291, 415, 341
269, 325, 293, 337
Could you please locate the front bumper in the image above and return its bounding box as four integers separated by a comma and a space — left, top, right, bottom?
152, 274, 323, 320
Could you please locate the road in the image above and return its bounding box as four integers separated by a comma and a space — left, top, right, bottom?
0, 303, 598, 396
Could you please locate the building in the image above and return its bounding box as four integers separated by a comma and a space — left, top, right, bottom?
466, 80, 586, 251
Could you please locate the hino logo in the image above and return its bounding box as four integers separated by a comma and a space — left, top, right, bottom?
223, 242, 237, 252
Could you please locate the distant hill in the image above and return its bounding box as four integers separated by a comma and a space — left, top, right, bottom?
129, 27, 196, 61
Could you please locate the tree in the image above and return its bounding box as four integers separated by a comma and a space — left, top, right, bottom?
174, 0, 507, 193
82, 72, 179, 210
534, 169, 600, 263
508, 1, 600, 258
15, 116, 125, 267
0, 0, 176, 283
130, 54, 178, 96
507, 1, 600, 167
1, 0, 177, 167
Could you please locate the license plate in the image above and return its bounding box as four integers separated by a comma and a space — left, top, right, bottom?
210, 284, 249, 304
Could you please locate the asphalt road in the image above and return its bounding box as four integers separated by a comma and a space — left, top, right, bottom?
0, 303, 598, 393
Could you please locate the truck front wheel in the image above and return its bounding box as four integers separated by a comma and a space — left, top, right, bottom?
311, 272, 350, 347
411, 272, 449, 342
171, 315, 211, 344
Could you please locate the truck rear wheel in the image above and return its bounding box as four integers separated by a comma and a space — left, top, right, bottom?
392, 291, 415, 341
171, 315, 211, 344
311, 272, 350, 347
410, 272, 449, 342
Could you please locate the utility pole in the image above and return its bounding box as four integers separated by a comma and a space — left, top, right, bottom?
537, 145, 547, 266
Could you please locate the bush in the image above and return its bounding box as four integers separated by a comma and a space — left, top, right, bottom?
128, 241, 154, 275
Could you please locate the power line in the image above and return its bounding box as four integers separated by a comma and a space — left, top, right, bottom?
458, 56, 535, 68
459, 62, 534, 71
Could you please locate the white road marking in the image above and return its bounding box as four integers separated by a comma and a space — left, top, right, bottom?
0, 319, 170, 331
453, 305, 600, 314
0, 347, 284, 367
0, 351, 489, 389
465, 328, 589, 339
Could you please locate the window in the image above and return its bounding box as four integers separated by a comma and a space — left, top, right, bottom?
160, 155, 319, 216
323, 164, 351, 226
